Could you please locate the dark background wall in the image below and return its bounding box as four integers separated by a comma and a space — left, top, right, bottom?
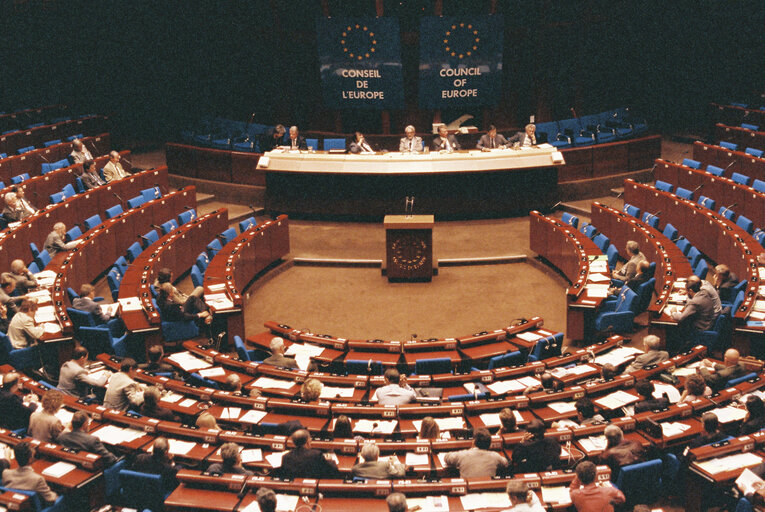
2, 0, 762, 142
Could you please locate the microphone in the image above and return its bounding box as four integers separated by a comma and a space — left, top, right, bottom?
692, 184, 704, 194
183, 206, 194, 210
150, 224, 163, 231
569, 107, 577, 118
138, 235, 151, 243
113, 192, 124, 202
236, 477, 248, 498
248, 204, 258, 213
721, 203, 737, 217
724, 161, 736, 172
84, 139, 98, 156
552, 201, 562, 210
648, 163, 657, 176
646, 211, 661, 221
38, 152, 50, 163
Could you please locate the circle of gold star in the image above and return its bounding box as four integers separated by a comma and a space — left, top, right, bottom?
443, 22, 479, 59
341, 24, 377, 61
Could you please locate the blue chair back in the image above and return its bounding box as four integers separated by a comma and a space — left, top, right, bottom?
415, 357, 452, 375
641, 212, 659, 229
126, 241, 143, 262
606, 244, 619, 270
731, 172, 751, 186
43, 139, 62, 147
234, 335, 254, 362
127, 195, 144, 209
736, 215, 754, 234
705, 164, 724, 176
196, 252, 210, 272
28, 261, 40, 274
345, 359, 383, 376
219, 227, 237, 246
30, 242, 40, 258
654, 180, 673, 193
61, 183, 75, 197
694, 259, 709, 280
719, 141, 737, 150
107, 270, 122, 301
118, 469, 166, 512
753, 179, 765, 193
719, 205, 736, 220
697, 195, 716, 211
83, 214, 102, 231
637, 277, 656, 312
614, 458, 663, 504
105, 204, 123, 219
306, 138, 319, 150
674, 186, 693, 200
741, 123, 759, 131
190, 265, 203, 288
177, 209, 196, 225
682, 158, 701, 169
141, 229, 159, 249
560, 213, 579, 228
35, 250, 52, 269
16, 146, 34, 155
623, 203, 641, 218
49, 191, 65, 204
160, 219, 178, 234
686, 246, 702, 268
592, 233, 610, 252
206, 238, 223, 258
74, 177, 86, 194
114, 256, 129, 274
745, 147, 764, 158
582, 224, 597, 238
41, 159, 69, 174
662, 223, 678, 241
727, 372, 758, 388
140, 186, 161, 203
65, 225, 82, 242
239, 216, 257, 233
103, 458, 127, 501
324, 138, 346, 151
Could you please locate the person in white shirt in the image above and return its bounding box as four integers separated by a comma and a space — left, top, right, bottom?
349, 132, 376, 154
69, 139, 93, 164
7, 299, 44, 349
371, 368, 416, 405
102, 151, 130, 182
431, 125, 461, 152
502, 480, 545, 512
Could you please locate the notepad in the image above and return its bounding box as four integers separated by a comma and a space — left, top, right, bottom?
160, 393, 184, 404
353, 419, 397, 434
220, 407, 242, 420
167, 351, 212, 372
595, 390, 640, 410
517, 332, 543, 342
240, 448, 263, 463
593, 346, 644, 366
405, 452, 430, 466
265, 451, 285, 468
35, 305, 56, 323
319, 385, 356, 399
479, 413, 501, 428
178, 398, 198, 408
459, 492, 511, 510
588, 273, 611, 283
406, 496, 450, 512
198, 367, 226, 378
711, 406, 748, 423
548, 401, 577, 414
41, 461, 76, 478
578, 435, 607, 452
661, 421, 691, 437
43, 322, 62, 334
695, 452, 763, 475
541, 486, 571, 504
239, 409, 268, 424
207, 283, 226, 292
118, 296, 143, 312
736, 468, 765, 496
167, 439, 195, 456
253, 377, 295, 390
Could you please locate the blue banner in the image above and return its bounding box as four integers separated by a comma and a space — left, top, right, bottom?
316, 17, 404, 110
418, 15, 504, 109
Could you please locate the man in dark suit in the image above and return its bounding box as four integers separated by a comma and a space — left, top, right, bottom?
599, 425, 646, 481
259, 124, 286, 152
432, 125, 461, 152
512, 419, 561, 472
261, 337, 299, 369
4, 259, 37, 295
0, 372, 37, 430
138, 345, 176, 374
287, 126, 307, 150
349, 132, 376, 154
508, 123, 542, 147
72, 284, 114, 324
476, 125, 508, 150
670, 278, 719, 349
277, 429, 338, 479
132, 437, 179, 491
58, 411, 118, 465
58, 347, 109, 397
80, 160, 106, 190
699, 348, 747, 390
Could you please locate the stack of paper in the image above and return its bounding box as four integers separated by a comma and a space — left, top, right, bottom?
167, 439, 195, 456
319, 386, 355, 399
653, 383, 682, 403
541, 486, 571, 504
252, 377, 295, 390
487, 379, 527, 394
205, 293, 234, 310
179, 398, 198, 408
26, 289, 51, 303
736, 468, 765, 495
35, 305, 56, 323
590, 261, 608, 273
102, 303, 120, 317
695, 452, 763, 475
579, 435, 608, 452
264, 451, 285, 468
585, 284, 610, 297
240, 448, 263, 463
517, 332, 543, 342
588, 273, 611, 283
41, 461, 76, 478
405, 453, 430, 466
198, 367, 226, 378
595, 390, 640, 410
593, 346, 644, 366
33, 270, 57, 287
406, 496, 450, 512
711, 406, 748, 423
353, 419, 397, 434
118, 297, 143, 312
220, 407, 242, 420
239, 410, 268, 424
160, 393, 184, 404
661, 422, 691, 437
548, 402, 578, 414
459, 493, 511, 510
92, 425, 145, 445
479, 413, 501, 428
43, 322, 62, 334
167, 351, 212, 372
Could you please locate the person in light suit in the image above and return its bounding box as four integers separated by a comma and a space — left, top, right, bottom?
58, 347, 109, 397
261, 337, 299, 369
624, 335, 669, 373
2, 442, 58, 504
476, 125, 508, 150
431, 125, 461, 152
102, 151, 130, 182
72, 283, 115, 323
69, 139, 93, 164
103, 358, 145, 411
508, 123, 542, 147
43, 222, 78, 256
349, 132, 376, 154
399, 125, 423, 153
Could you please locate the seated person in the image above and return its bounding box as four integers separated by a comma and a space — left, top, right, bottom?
59, 347, 109, 397
103, 358, 145, 411
10, 186, 36, 217
69, 139, 93, 164
371, 368, 417, 405
418, 416, 443, 439
349, 131, 376, 154
476, 125, 508, 150
689, 412, 728, 448
208, 442, 253, 475
714, 264, 739, 303
431, 125, 461, 152
1, 442, 58, 504
633, 380, 670, 413
523, 371, 562, 395
7, 299, 44, 349
332, 414, 353, 439
259, 124, 286, 153
699, 348, 747, 391
553, 397, 605, 429
612, 241, 647, 280
0, 275, 25, 317
261, 336, 299, 369
399, 125, 423, 153
27, 389, 64, 442
255, 488, 277, 512
3, 259, 37, 294
58, 411, 118, 465
569, 460, 625, 512
139, 386, 177, 421
132, 437, 178, 490
300, 378, 323, 402
286, 126, 307, 150
670, 278, 721, 350
387, 493, 409, 512
44, 222, 79, 256
157, 282, 211, 326
512, 419, 561, 472
221, 374, 243, 394
507, 123, 541, 147
351, 443, 406, 479
0, 302, 8, 334
600, 363, 619, 381
740, 395, 765, 435
608, 260, 651, 297
276, 429, 338, 479
196, 411, 220, 430
498, 408, 518, 434
0, 372, 37, 430
80, 159, 106, 189
599, 425, 645, 481
138, 345, 175, 374
504, 480, 545, 512
72, 283, 119, 324
624, 334, 669, 373
445, 428, 508, 478
679, 373, 712, 403
2, 192, 30, 222
103, 151, 131, 182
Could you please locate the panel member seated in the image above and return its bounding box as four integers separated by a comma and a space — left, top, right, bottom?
287, 125, 307, 150
349, 131, 376, 154
3, 259, 38, 294
508, 123, 540, 147
44, 222, 79, 256
476, 125, 508, 150
260, 124, 286, 153
432, 125, 461, 152
399, 125, 423, 153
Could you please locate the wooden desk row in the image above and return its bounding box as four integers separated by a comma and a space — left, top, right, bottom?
716, 123, 765, 152
165, 142, 265, 187
590, 201, 694, 313
0, 115, 108, 167
693, 141, 765, 182
558, 134, 661, 183
654, 158, 765, 228
118, 206, 228, 343
529, 211, 607, 342
0, 105, 66, 132
0, 166, 169, 273
203, 215, 290, 341
0, 132, 110, 186
710, 103, 765, 131
0, 148, 129, 213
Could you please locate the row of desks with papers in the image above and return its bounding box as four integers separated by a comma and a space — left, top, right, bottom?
0, 134, 112, 199
590, 201, 694, 315
654, 157, 765, 228
117, 202, 225, 341
164, 466, 614, 512
693, 141, 765, 182
202, 215, 290, 342
529, 211, 613, 342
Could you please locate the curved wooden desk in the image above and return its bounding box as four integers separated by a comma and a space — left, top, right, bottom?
693, 141, 765, 181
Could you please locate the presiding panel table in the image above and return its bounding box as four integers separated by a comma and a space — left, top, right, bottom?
258, 147, 564, 218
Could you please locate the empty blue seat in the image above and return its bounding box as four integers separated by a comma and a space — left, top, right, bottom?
745, 147, 764, 158
49, 192, 65, 204
719, 141, 737, 151
127, 195, 145, 209
126, 242, 143, 262
238, 216, 257, 233
74, 177, 86, 194
731, 172, 751, 186
43, 139, 62, 147
682, 158, 701, 169
64, 226, 82, 242
118, 469, 172, 512
654, 180, 673, 193
11, 173, 30, 184
16, 146, 34, 155
61, 183, 76, 197
114, 256, 129, 275
641, 212, 659, 229
719, 205, 736, 220
753, 179, 765, 193
305, 138, 319, 151
140, 186, 161, 203
177, 209, 196, 225
623, 203, 641, 218
206, 238, 222, 258
593, 287, 639, 333
741, 123, 759, 131
592, 233, 610, 253
675, 237, 691, 255
160, 219, 178, 234
234, 335, 256, 362
736, 214, 754, 234
218, 227, 237, 246
195, 252, 210, 272
107, 269, 122, 301
687, 246, 702, 268
415, 357, 452, 375
83, 214, 102, 231
323, 138, 346, 151
27, 261, 40, 274
705, 164, 724, 176
697, 195, 716, 211
606, 244, 619, 270
694, 259, 709, 280
560, 213, 579, 228
614, 458, 663, 505
662, 223, 678, 241
41, 158, 69, 174
581, 224, 597, 238
140, 229, 159, 248
67, 133, 83, 141
35, 250, 52, 270
674, 187, 693, 200
190, 265, 203, 288
105, 204, 123, 219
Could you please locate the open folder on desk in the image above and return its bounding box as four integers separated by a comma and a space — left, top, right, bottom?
118, 296, 143, 312
167, 351, 213, 372
460, 492, 511, 510
406, 496, 449, 512
41, 461, 76, 478
35, 305, 56, 323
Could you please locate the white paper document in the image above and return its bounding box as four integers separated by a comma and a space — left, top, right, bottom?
353, 419, 397, 434
516, 332, 543, 342
198, 367, 226, 378
252, 377, 295, 390
179, 398, 198, 408
578, 435, 608, 452
695, 452, 763, 475
265, 451, 285, 468
593, 346, 644, 366
167, 351, 212, 372
118, 296, 143, 312
320, 386, 356, 399
459, 492, 511, 510
240, 448, 263, 463
406, 496, 450, 512
588, 273, 611, 283
653, 383, 682, 403
238, 409, 268, 425
43, 322, 62, 334
160, 393, 184, 404
205, 293, 235, 310
35, 305, 56, 323
595, 390, 639, 410
661, 421, 691, 437
220, 407, 241, 420
711, 406, 748, 423
41, 461, 76, 478
541, 486, 572, 504
479, 413, 501, 428
405, 453, 430, 466
548, 401, 578, 414
167, 439, 196, 456
736, 468, 765, 495
92, 425, 145, 445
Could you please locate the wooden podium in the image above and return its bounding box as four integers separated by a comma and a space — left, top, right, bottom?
383, 215, 436, 282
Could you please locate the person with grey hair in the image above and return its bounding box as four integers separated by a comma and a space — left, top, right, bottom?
508, 123, 540, 147
2, 192, 28, 222
351, 442, 406, 479
399, 125, 423, 153
624, 335, 669, 373
670, 277, 720, 349
10, 186, 36, 217
287, 126, 307, 150
612, 241, 647, 280
503, 480, 545, 512
207, 442, 253, 476
386, 492, 408, 512
599, 425, 645, 481
255, 487, 277, 512
44, 222, 78, 256
103, 151, 130, 182
262, 337, 299, 369
69, 139, 93, 164
4, 259, 37, 294
260, 124, 287, 153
